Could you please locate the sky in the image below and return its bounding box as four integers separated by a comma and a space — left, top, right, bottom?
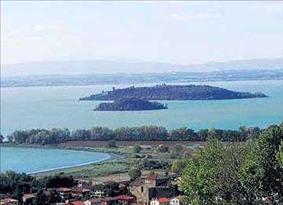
1, 1, 283, 66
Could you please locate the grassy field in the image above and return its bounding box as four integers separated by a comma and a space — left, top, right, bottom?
54, 140, 204, 181
58, 140, 206, 148
3, 141, 204, 182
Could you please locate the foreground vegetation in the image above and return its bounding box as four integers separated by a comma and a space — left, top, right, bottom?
180, 122, 283, 204
1, 122, 282, 204
4, 125, 262, 145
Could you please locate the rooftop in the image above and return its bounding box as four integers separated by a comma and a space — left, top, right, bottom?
58, 187, 72, 192
158, 198, 170, 203
114, 195, 135, 201
1, 198, 18, 203
71, 201, 84, 205
23, 194, 35, 199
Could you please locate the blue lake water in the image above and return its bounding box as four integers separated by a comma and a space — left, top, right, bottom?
1, 80, 283, 136
0, 146, 110, 173
1, 80, 283, 173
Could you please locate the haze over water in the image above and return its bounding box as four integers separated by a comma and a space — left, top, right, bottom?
1, 80, 283, 137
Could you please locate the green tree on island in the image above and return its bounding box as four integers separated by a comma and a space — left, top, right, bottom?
0, 134, 4, 143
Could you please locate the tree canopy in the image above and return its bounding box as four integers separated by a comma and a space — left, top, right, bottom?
6, 125, 262, 145
80, 84, 267, 101
180, 123, 283, 204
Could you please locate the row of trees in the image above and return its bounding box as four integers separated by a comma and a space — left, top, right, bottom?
5, 126, 261, 145
180, 122, 283, 204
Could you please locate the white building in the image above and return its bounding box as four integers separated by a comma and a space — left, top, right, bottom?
150, 199, 160, 205
170, 198, 180, 205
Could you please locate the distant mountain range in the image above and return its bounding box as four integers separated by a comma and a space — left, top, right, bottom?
2, 69, 283, 88
1, 58, 283, 77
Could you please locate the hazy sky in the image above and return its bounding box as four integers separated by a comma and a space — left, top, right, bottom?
1, 1, 283, 65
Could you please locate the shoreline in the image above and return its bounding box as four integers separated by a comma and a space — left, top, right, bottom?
30, 152, 122, 176
0, 144, 125, 176
1, 79, 282, 89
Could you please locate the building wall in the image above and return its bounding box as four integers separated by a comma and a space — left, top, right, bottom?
169, 198, 179, 205
150, 199, 160, 205
130, 179, 157, 205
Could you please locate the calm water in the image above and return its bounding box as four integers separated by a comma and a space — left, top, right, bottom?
0, 147, 110, 173
1, 80, 283, 136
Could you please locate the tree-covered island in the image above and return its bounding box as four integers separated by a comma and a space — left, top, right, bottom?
94, 98, 167, 111
79, 84, 267, 101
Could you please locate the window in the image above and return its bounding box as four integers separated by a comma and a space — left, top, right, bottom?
141, 186, 144, 192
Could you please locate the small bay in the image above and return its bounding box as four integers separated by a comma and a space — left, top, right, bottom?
0, 146, 110, 173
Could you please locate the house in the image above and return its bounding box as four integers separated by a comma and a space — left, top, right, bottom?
169, 198, 179, 205
78, 179, 92, 188
150, 198, 170, 205
130, 173, 178, 205
84, 195, 134, 205
58, 187, 72, 200
150, 197, 179, 205
150, 199, 159, 205
22, 194, 36, 205
84, 199, 98, 205
114, 195, 135, 205
93, 190, 104, 198
84, 198, 102, 205
0, 198, 18, 205
58, 187, 72, 194
72, 187, 91, 198
71, 201, 85, 205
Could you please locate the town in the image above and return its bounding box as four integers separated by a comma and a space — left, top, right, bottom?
1, 171, 184, 205
1, 122, 283, 204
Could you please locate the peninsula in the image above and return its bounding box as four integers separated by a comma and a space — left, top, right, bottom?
80, 84, 267, 101
94, 98, 167, 111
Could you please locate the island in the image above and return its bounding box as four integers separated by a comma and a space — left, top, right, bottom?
80, 84, 267, 101
94, 98, 168, 111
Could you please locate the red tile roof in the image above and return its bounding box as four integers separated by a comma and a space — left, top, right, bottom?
71, 201, 84, 205
58, 187, 72, 192
23, 194, 35, 199
158, 198, 170, 203
101, 197, 116, 202
89, 198, 102, 203
89, 195, 134, 203
72, 187, 91, 193
114, 195, 135, 201
146, 173, 158, 181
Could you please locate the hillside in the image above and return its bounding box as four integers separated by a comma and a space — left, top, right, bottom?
2, 58, 282, 77
80, 84, 267, 101
2, 69, 283, 88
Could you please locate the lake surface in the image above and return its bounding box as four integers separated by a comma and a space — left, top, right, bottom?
1, 80, 283, 136
0, 146, 111, 173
